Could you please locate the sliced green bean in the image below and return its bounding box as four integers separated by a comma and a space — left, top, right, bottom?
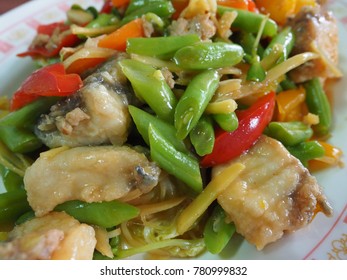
174, 70, 220, 139
0, 126, 42, 153
189, 115, 215, 156
237, 31, 264, 59
0, 97, 60, 128
263, 26, 295, 65
0, 164, 23, 192
127, 34, 200, 60
286, 141, 325, 167
304, 78, 332, 136
54, 200, 140, 228
121, 0, 174, 25
15, 210, 35, 225
0, 189, 31, 231
265, 121, 313, 146
86, 13, 118, 28
280, 76, 297, 91
173, 42, 244, 70
213, 112, 238, 132
217, 6, 278, 37
246, 60, 266, 82
128, 105, 188, 153
119, 59, 177, 122
204, 204, 236, 254
148, 124, 202, 193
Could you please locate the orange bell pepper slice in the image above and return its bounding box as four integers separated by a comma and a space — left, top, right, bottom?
98, 18, 144, 51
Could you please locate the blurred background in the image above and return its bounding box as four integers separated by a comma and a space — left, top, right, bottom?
0, 0, 30, 14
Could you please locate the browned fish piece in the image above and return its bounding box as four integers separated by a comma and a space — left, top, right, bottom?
24, 146, 161, 217
288, 6, 341, 83
215, 135, 333, 250
0, 212, 96, 260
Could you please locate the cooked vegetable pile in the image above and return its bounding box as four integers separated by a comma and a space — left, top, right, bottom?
0, 0, 343, 259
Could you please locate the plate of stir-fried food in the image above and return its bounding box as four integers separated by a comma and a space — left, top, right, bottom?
0, 0, 346, 260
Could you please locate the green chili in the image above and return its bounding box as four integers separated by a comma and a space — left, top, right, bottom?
304, 78, 332, 136
265, 121, 313, 146
54, 200, 140, 228
128, 105, 188, 153
286, 141, 325, 167
189, 115, 215, 156
0, 164, 23, 192
119, 59, 177, 122
0, 189, 31, 231
213, 112, 239, 132
148, 124, 202, 193
217, 6, 278, 37
173, 42, 244, 70
127, 34, 200, 60
203, 204, 236, 254
174, 70, 220, 139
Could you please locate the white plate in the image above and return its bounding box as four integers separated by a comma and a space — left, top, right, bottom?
0, 0, 346, 260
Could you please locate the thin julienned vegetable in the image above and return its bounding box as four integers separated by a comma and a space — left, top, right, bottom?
176, 162, 245, 235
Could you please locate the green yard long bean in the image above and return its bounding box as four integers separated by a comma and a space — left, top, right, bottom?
217, 5, 278, 37
119, 59, 177, 122
174, 69, 220, 139
0, 189, 31, 231
173, 42, 244, 70
127, 34, 200, 59
304, 78, 332, 136
54, 200, 140, 228
189, 115, 215, 156
128, 105, 188, 153
265, 121, 313, 146
148, 124, 202, 193
203, 204, 236, 254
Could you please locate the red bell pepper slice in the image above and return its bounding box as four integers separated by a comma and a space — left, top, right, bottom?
17, 22, 79, 58
217, 0, 258, 12
10, 63, 83, 111
201, 92, 275, 167
100, 0, 113, 14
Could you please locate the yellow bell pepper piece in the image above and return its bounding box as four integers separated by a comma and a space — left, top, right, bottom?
275, 87, 306, 122
255, 0, 316, 25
